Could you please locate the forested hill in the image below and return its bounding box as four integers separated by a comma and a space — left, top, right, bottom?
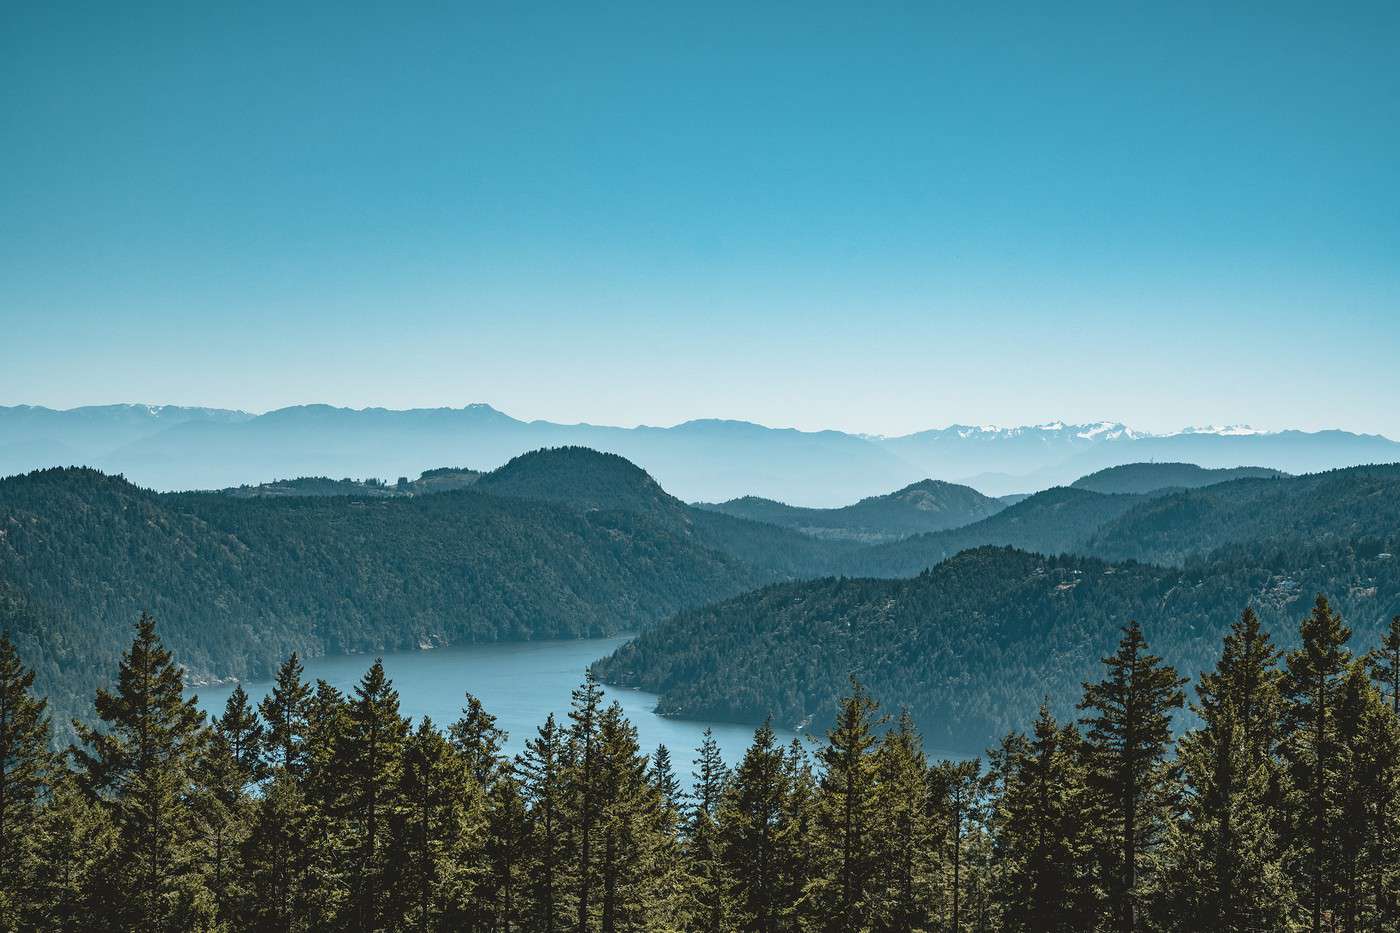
695, 478, 1006, 543
835, 463, 1400, 578
1083, 464, 1400, 565
594, 542, 1400, 749
1069, 461, 1286, 494
838, 486, 1144, 577
0, 459, 838, 737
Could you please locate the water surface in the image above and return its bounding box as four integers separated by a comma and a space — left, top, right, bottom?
191, 635, 798, 773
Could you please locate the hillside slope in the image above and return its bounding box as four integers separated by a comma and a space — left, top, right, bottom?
696, 479, 1005, 543
595, 543, 1400, 749
0, 456, 826, 736
1070, 462, 1286, 495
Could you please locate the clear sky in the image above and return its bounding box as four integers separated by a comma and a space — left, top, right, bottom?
3, 2, 1397, 437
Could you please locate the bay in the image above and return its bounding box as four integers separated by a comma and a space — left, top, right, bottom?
190, 635, 799, 773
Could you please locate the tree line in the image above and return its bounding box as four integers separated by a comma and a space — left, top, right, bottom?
2, 597, 1400, 931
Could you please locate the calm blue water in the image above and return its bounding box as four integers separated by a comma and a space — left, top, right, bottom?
189, 635, 799, 774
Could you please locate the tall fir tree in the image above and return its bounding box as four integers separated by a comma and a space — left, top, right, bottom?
1077, 620, 1186, 933
721, 721, 803, 933
868, 710, 933, 932
258, 653, 311, 775
335, 660, 410, 932
196, 684, 264, 926
567, 674, 605, 933
71, 612, 214, 932
992, 706, 1094, 933
392, 716, 487, 932
519, 713, 570, 933
1281, 594, 1353, 933
928, 758, 984, 932
687, 728, 733, 933
0, 632, 51, 928
1157, 608, 1292, 930
802, 679, 884, 933
1371, 615, 1400, 716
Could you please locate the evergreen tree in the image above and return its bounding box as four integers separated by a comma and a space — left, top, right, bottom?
258, 654, 311, 775
336, 660, 410, 932
649, 744, 682, 820
567, 674, 604, 933
198, 684, 264, 924
1077, 620, 1186, 933
687, 728, 733, 933
519, 713, 569, 933
596, 702, 671, 932
71, 612, 214, 931
1371, 615, 1400, 716
1281, 594, 1353, 933
868, 710, 933, 932
30, 766, 118, 931
392, 716, 487, 932
721, 721, 804, 933
298, 679, 353, 929
450, 692, 508, 787
1335, 661, 1400, 930
0, 632, 51, 928
993, 706, 1094, 933
802, 679, 884, 932
240, 767, 310, 933
1157, 607, 1291, 931
928, 758, 984, 932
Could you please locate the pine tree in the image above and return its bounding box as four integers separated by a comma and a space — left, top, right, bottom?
1334, 660, 1400, 930
519, 713, 570, 933
298, 679, 351, 929
1281, 594, 1352, 933
1077, 620, 1186, 933
450, 691, 508, 787
30, 765, 118, 931
868, 710, 932, 932
567, 674, 604, 933
596, 702, 670, 932
71, 612, 214, 931
0, 632, 51, 928
720, 721, 803, 933
258, 653, 311, 775
687, 728, 733, 933
649, 744, 682, 821
1158, 607, 1291, 930
198, 684, 264, 924
392, 716, 487, 932
928, 758, 984, 932
993, 706, 1094, 933
802, 679, 884, 932
336, 660, 410, 932
240, 767, 311, 933
1371, 615, 1400, 716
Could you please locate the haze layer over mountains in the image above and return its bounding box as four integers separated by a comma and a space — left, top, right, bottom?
4, 403, 1398, 503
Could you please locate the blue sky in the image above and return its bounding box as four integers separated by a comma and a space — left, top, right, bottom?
3, 1, 1397, 436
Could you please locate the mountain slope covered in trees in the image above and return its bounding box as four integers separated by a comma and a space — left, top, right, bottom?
0, 452, 846, 736
1069, 461, 1286, 494
695, 478, 1006, 543
595, 542, 1400, 749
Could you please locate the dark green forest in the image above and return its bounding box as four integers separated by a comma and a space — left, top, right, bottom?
695, 479, 1007, 543
0, 457, 837, 740
1068, 462, 1286, 495
4, 600, 1400, 931
593, 542, 1400, 748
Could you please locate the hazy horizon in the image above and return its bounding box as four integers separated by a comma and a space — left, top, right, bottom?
3, 398, 1397, 441
5, 3, 1399, 438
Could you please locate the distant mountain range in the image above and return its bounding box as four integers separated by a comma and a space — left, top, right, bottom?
3, 403, 1399, 504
